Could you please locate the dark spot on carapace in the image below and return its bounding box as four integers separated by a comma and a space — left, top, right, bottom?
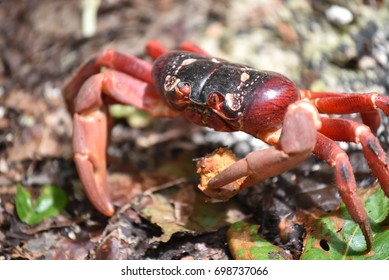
367, 139, 380, 157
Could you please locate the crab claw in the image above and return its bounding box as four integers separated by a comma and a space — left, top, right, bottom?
73, 110, 114, 216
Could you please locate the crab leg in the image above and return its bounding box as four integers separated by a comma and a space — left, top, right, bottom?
319, 117, 389, 197
301, 90, 389, 134
64, 51, 155, 113
146, 40, 209, 60
313, 133, 373, 250
72, 70, 176, 216
63, 50, 178, 215
146, 40, 169, 60
205, 101, 321, 199
178, 41, 209, 56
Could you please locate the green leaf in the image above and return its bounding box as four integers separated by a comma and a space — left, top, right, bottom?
15, 184, 68, 225
15, 184, 34, 222
301, 187, 389, 260
227, 221, 291, 260
365, 187, 389, 223
109, 105, 153, 128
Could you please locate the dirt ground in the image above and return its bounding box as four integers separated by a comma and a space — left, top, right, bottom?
1, 0, 389, 259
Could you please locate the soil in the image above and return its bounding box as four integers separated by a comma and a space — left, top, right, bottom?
0, 0, 388, 259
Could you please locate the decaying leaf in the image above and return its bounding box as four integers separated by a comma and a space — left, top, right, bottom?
133, 185, 246, 243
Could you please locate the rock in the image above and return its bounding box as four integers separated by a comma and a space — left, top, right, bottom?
325, 5, 354, 26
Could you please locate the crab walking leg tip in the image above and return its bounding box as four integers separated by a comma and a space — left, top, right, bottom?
360, 220, 373, 251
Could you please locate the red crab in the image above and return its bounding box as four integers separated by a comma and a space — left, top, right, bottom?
63, 40, 389, 250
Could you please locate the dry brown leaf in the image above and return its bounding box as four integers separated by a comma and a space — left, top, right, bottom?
196, 147, 245, 201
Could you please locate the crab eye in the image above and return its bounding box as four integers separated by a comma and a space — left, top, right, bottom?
165, 81, 190, 111
207, 92, 225, 110
176, 82, 191, 97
